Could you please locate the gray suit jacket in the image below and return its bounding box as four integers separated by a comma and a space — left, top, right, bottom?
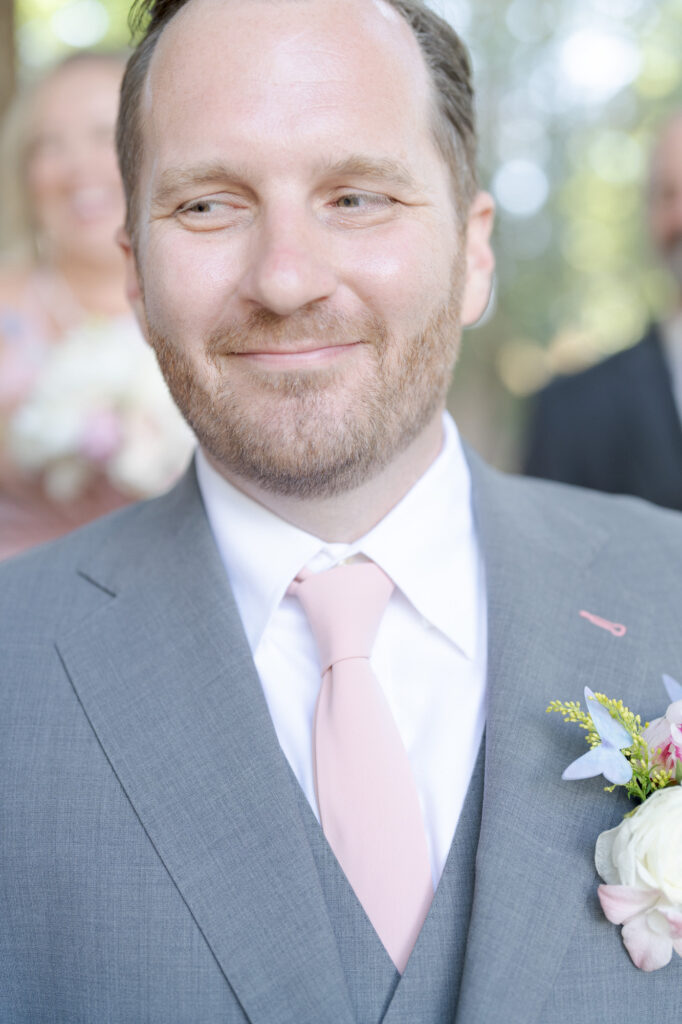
2, 452, 682, 1023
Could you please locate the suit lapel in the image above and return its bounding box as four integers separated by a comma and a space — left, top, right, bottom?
56, 470, 354, 1024
456, 456, 663, 1024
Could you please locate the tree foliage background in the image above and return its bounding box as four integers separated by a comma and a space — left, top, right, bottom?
11, 0, 682, 467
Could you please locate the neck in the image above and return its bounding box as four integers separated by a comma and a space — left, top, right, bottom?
207, 412, 445, 542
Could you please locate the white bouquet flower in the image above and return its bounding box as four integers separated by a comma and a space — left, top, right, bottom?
7, 317, 195, 501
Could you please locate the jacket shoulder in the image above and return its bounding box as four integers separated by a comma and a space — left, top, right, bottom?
538, 329, 662, 408
476, 458, 682, 564
0, 468, 200, 639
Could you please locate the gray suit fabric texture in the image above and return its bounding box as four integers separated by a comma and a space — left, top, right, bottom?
2, 451, 682, 1023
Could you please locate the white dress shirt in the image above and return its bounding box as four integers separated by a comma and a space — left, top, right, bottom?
195, 413, 487, 887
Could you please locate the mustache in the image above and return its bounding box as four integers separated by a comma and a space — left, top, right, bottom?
205, 306, 388, 359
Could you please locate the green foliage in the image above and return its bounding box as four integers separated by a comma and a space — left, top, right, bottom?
547, 692, 675, 802
446, 0, 682, 468
15, 0, 134, 71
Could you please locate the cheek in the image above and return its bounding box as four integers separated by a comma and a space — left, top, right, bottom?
347, 227, 456, 333
27, 158, 63, 206
141, 232, 241, 337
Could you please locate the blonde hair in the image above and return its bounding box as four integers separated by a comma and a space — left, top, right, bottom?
0, 52, 127, 268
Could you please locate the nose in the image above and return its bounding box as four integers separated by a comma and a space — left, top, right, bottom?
238, 209, 338, 316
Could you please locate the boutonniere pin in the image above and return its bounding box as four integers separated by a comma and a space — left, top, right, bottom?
547, 675, 682, 972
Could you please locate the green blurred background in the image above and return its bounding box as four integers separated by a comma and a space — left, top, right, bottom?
3, 0, 682, 468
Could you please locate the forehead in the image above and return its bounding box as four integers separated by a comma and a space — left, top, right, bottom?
143, 0, 437, 173
32, 63, 121, 134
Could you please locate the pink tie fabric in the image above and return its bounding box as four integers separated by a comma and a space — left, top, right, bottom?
288, 561, 433, 973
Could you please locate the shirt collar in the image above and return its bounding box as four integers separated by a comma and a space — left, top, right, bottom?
196, 413, 479, 660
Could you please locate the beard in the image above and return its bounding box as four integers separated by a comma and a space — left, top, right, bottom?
146, 280, 463, 499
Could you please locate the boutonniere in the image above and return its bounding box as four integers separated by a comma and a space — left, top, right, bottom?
547, 675, 682, 972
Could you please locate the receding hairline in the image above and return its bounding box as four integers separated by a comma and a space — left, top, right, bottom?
143, 0, 432, 102
138, 0, 446, 198
119, 0, 477, 241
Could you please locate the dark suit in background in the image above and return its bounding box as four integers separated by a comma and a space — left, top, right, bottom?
524, 324, 682, 510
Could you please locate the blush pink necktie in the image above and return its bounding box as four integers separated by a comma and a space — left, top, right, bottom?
288, 561, 433, 973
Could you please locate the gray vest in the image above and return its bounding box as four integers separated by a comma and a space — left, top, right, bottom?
293, 739, 485, 1024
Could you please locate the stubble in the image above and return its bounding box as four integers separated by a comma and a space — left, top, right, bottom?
147, 276, 464, 498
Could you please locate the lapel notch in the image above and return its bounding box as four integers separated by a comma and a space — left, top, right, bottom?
56, 470, 354, 1024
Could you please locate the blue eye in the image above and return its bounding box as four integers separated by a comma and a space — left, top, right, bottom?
332, 192, 394, 211
336, 194, 365, 208
181, 199, 217, 214
174, 194, 250, 232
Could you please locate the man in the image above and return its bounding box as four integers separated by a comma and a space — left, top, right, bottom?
524, 112, 682, 510
2, 2, 682, 1022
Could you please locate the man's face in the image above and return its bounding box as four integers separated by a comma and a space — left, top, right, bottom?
124, 0, 493, 497
649, 115, 682, 291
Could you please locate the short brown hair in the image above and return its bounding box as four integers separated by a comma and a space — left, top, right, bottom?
116, 0, 477, 241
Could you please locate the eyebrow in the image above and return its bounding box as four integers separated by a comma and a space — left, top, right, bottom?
152, 162, 245, 208
313, 155, 423, 192
152, 154, 423, 208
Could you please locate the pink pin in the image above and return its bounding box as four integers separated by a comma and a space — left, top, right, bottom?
579, 610, 626, 638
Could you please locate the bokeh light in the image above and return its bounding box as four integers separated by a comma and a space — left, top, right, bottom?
493, 160, 550, 218
51, 0, 109, 47
557, 30, 640, 106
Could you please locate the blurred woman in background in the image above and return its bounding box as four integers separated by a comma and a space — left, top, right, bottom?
0, 52, 193, 559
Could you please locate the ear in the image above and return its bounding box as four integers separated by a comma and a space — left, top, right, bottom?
116, 225, 149, 339
460, 191, 495, 327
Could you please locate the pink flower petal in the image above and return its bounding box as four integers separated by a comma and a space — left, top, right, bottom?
666, 700, 682, 726
80, 410, 122, 462
643, 716, 668, 748
662, 907, 682, 940
597, 884, 658, 925
669, 723, 682, 763
621, 913, 674, 972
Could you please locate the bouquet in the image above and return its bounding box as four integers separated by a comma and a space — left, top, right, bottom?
6, 317, 195, 502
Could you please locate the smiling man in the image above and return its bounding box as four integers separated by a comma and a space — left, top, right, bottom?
2, 2, 682, 1022
120, 0, 493, 527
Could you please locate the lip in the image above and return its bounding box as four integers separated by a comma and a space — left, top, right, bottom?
233, 341, 362, 369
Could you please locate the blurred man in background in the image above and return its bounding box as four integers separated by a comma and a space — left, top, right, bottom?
524, 111, 682, 510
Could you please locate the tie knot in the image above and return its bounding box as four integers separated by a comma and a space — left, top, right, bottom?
289, 562, 394, 673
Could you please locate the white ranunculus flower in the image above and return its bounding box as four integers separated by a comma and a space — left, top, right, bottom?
595, 786, 682, 971
597, 787, 682, 903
